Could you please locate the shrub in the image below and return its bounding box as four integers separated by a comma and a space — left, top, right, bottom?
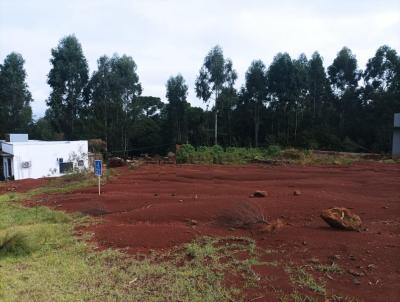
265, 145, 282, 157
176, 144, 195, 163
211, 145, 224, 164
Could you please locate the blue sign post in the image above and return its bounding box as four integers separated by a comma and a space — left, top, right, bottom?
94, 160, 102, 195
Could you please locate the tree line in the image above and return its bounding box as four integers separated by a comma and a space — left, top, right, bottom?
1, 35, 399, 155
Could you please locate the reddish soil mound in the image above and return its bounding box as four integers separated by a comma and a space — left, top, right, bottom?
40, 163, 400, 301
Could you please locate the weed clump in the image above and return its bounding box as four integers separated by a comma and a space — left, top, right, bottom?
0, 229, 35, 257
216, 201, 267, 229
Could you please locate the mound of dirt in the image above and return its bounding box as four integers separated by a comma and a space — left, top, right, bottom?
320, 207, 362, 231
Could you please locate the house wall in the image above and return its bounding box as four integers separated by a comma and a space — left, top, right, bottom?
11, 141, 88, 180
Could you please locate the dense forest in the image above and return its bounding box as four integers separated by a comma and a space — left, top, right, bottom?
0, 35, 399, 156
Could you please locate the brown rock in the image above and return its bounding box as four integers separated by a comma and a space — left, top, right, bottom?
187, 219, 198, 226
348, 269, 364, 277
353, 278, 361, 285
320, 207, 362, 231
251, 190, 268, 198
293, 190, 301, 196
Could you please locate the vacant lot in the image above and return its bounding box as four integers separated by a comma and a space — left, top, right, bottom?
31, 163, 399, 301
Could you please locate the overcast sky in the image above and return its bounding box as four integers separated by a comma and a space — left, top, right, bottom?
1, 0, 399, 119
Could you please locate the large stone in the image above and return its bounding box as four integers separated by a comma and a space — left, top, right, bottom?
321, 207, 362, 231
251, 190, 268, 198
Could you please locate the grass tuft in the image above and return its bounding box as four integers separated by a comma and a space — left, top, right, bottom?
288, 267, 326, 296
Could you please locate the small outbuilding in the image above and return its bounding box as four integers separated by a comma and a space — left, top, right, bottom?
393, 113, 400, 158
0, 134, 88, 180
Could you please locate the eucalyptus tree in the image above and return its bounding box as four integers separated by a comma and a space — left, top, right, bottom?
362, 45, 400, 151
195, 45, 237, 145
47, 35, 89, 139
86, 54, 142, 153
0, 52, 32, 137
267, 52, 298, 144
307, 51, 331, 121
328, 47, 361, 138
244, 60, 268, 147
166, 74, 189, 144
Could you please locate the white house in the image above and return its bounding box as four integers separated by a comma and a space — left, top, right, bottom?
0, 134, 88, 180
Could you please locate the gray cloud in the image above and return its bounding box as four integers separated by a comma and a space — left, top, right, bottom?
1, 0, 399, 119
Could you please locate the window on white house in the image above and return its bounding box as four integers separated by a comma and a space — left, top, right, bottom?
60, 162, 73, 174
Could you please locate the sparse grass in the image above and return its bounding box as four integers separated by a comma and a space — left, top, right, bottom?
278, 290, 318, 302
288, 267, 326, 296
314, 263, 343, 274
330, 294, 362, 302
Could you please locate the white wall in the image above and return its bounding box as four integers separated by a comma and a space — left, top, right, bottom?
11, 141, 88, 180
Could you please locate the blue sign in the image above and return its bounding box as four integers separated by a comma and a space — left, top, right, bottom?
94, 160, 102, 176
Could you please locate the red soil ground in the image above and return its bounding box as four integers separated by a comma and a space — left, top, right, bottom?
0, 178, 49, 194
41, 163, 400, 301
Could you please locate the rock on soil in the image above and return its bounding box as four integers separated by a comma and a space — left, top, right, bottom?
251, 190, 268, 198
321, 207, 362, 231
293, 190, 301, 196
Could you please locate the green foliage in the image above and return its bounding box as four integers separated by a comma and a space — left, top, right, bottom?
195, 45, 237, 145
177, 144, 276, 164
165, 74, 189, 144
176, 144, 196, 163
4, 39, 398, 155
47, 35, 89, 139
266, 145, 282, 156
0, 52, 32, 137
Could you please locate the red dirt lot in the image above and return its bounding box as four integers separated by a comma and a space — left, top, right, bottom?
0, 178, 50, 194
42, 163, 400, 301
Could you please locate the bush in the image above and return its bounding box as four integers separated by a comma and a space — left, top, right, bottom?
211, 145, 224, 164
176, 144, 196, 163
265, 145, 282, 157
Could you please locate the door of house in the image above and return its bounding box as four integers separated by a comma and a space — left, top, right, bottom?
7, 158, 12, 178
0, 158, 4, 181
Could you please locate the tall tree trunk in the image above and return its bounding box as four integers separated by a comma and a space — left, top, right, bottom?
214, 110, 218, 145
214, 90, 219, 145
294, 108, 298, 142
254, 101, 259, 148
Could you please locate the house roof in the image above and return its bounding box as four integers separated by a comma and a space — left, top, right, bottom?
1, 140, 87, 146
